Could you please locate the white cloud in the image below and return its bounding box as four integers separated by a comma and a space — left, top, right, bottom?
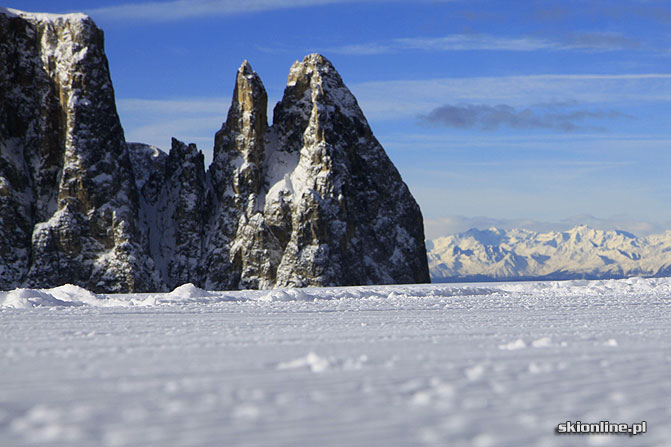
419, 103, 628, 132
87, 0, 347, 21
564, 31, 641, 51
86, 0, 455, 22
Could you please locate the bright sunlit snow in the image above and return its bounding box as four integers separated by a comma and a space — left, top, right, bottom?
1, 278, 669, 446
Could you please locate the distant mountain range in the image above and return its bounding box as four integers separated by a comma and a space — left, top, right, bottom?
428, 225, 671, 282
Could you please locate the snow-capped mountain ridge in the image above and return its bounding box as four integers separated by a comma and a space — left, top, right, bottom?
428, 225, 671, 282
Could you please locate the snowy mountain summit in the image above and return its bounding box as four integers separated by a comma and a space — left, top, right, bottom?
0, 9, 430, 292
428, 225, 671, 282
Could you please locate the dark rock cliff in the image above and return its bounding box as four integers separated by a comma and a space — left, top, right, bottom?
0, 9, 159, 292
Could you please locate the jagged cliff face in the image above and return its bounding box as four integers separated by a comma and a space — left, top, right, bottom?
1, 8, 430, 292
0, 9, 159, 292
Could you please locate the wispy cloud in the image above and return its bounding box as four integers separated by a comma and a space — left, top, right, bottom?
87, 0, 350, 21
380, 132, 671, 153
565, 31, 640, 50
122, 116, 220, 164
642, 4, 671, 24
330, 35, 560, 55
327, 32, 641, 55
86, 0, 455, 22
418, 103, 628, 132
530, 1, 671, 26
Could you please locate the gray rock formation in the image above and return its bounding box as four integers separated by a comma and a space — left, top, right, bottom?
202, 55, 431, 289
0, 8, 430, 292
0, 8, 160, 292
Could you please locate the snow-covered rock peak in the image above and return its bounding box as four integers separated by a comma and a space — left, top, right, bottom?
0, 7, 90, 22
238, 59, 254, 75
284, 53, 363, 120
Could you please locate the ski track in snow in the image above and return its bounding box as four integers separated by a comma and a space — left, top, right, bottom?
1, 278, 670, 446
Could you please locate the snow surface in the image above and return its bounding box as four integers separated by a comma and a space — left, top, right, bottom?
1, 278, 670, 446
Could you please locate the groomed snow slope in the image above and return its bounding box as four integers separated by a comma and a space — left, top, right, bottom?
1, 278, 670, 446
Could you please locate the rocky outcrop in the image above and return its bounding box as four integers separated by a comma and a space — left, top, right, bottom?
428, 226, 671, 282
202, 54, 431, 289
265, 54, 428, 287
0, 8, 159, 292
0, 8, 430, 292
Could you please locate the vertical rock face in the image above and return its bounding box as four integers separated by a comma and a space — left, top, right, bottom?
0, 9, 159, 292
1, 8, 429, 291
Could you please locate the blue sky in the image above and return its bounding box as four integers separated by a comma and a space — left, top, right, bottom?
10, 0, 671, 237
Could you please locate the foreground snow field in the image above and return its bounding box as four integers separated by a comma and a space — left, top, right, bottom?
1, 279, 670, 447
